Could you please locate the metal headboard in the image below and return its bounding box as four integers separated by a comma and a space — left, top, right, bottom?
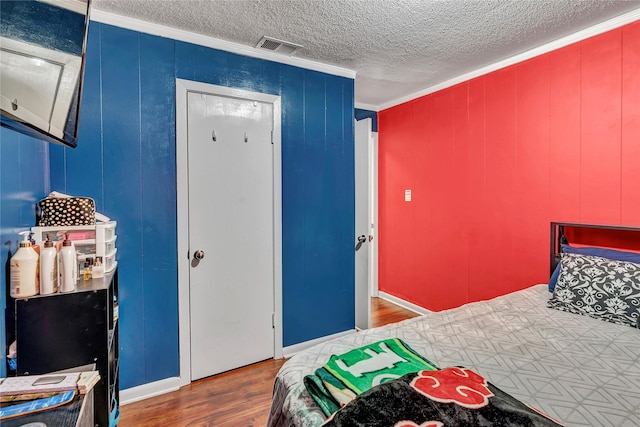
550, 222, 640, 275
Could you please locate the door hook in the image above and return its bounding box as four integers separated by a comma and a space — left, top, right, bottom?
244, 132, 248, 143
212, 130, 217, 142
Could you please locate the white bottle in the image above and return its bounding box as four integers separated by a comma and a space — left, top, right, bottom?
92, 256, 104, 279
10, 231, 40, 298
40, 235, 58, 294
59, 233, 77, 293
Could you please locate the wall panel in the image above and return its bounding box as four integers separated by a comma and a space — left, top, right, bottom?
514, 55, 550, 287
426, 90, 460, 308
548, 43, 581, 222
621, 22, 640, 225
411, 98, 434, 306
139, 34, 178, 384
0, 130, 49, 377
465, 77, 488, 306
471, 67, 517, 302
379, 102, 418, 301
450, 83, 472, 304
579, 30, 622, 224
99, 25, 146, 387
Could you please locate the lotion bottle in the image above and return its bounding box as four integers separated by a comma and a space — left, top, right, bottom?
10, 231, 40, 298
30, 232, 41, 290
40, 234, 58, 294
59, 233, 76, 293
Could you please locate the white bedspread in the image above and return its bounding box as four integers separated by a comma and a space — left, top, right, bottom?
268, 284, 640, 427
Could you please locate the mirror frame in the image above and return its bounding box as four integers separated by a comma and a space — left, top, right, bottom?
0, 0, 91, 148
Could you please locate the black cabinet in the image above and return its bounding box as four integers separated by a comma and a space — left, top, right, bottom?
14, 267, 119, 427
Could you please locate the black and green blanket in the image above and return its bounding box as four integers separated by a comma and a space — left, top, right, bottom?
304, 338, 562, 426
321, 367, 563, 426
303, 338, 439, 416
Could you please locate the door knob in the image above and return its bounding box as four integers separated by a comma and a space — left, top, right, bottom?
193, 250, 205, 260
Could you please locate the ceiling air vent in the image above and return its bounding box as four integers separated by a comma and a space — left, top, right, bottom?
255, 36, 302, 56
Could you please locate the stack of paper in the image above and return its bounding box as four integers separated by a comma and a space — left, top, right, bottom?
0, 373, 79, 397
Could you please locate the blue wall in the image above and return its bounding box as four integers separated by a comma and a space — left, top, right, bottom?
0, 128, 50, 377
48, 22, 355, 389
354, 108, 378, 132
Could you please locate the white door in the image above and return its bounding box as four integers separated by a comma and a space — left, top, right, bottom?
186, 91, 275, 380
355, 118, 371, 329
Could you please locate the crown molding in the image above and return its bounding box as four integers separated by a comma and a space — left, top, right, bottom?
41, 0, 88, 15
378, 8, 640, 111
89, 9, 356, 79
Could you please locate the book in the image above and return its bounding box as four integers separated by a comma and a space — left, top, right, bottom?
1, 391, 60, 403
76, 371, 100, 394
0, 373, 79, 397
0, 390, 76, 420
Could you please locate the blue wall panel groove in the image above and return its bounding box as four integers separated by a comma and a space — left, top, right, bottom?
280, 65, 307, 345
3, 21, 354, 389
99, 25, 146, 388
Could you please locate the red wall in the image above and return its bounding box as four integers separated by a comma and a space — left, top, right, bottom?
378, 22, 640, 311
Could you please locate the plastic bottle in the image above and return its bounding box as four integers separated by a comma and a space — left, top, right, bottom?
10, 231, 40, 298
83, 258, 92, 281
29, 232, 41, 289
40, 234, 58, 294
59, 233, 77, 293
92, 256, 104, 279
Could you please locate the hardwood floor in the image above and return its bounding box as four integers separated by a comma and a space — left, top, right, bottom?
370, 296, 420, 328
118, 297, 419, 426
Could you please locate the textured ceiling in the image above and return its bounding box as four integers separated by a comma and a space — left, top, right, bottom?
91, 0, 640, 109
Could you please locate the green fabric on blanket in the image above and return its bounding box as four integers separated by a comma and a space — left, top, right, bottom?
303, 338, 438, 416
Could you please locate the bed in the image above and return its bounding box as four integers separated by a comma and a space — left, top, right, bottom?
267, 222, 640, 427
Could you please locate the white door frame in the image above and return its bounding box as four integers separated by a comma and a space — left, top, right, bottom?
369, 130, 379, 297
355, 118, 371, 329
175, 78, 283, 387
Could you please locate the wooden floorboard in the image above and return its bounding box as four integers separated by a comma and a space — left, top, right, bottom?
118, 297, 419, 426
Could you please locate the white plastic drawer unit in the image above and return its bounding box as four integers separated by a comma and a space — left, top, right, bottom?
104, 251, 117, 273
31, 221, 117, 260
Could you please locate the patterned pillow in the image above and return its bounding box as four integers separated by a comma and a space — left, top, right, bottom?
548, 253, 640, 328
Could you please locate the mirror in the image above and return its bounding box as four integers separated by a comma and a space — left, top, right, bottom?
0, 0, 90, 148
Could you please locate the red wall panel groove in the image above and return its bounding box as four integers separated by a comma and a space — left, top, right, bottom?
378, 22, 640, 311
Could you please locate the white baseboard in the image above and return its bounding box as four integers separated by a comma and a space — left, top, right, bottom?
377, 291, 432, 316
119, 376, 181, 406
283, 329, 357, 358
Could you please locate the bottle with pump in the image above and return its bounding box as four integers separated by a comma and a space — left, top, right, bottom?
29, 232, 41, 289
28, 232, 40, 255
40, 234, 58, 294
59, 233, 77, 293
10, 231, 40, 298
